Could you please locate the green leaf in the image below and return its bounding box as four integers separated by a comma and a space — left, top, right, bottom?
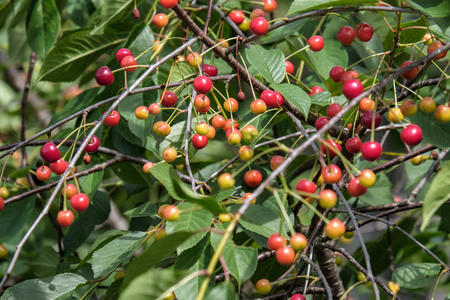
125, 23, 154, 65
271, 83, 311, 117
166, 202, 213, 254
79, 156, 104, 199
121, 232, 195, 289
407, 1, 450, 34
311, 39, 348, 80
27, 246, 59, 277
119, 269, 190, 300
0, 195, 36, 240
150, 163, 226, 215
204, 282, 238, 300
39, 29, 122, 82
174, 237, 212, 300
124, 202, 157, 217
410, 109, 450, 149
245, 45, 285, 84
2, 273, 86, 300
358, 172, 394, 205
392, 263, 441, 289
288, 0, 378, 14
26, 0, 60, 59
63, 192, 111, 254
211, 223, 257, 285
91, 0, 133, 35
91, 231, 147, 278
105, 278, 123, 300
421, 163, 450, 231
229, 205, 285, 239
384, 18, 428, 56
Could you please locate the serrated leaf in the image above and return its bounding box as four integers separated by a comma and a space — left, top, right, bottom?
2, 273, 86, 300
271, 83, 311, 117
174, 237, 212, 300
39, 29, 122, 82
229, 205, 285, 239
119, 269, 190, 300
125, 23, 154, 65
92, 231, 147, 278
26, 0, 60, 59
0, 195, 36, 240
410, 109, 450, 149
246, 45, 285, 84
421, 163, 450, 231
166, 203, 213, 254
91, 0, 133, 35
392, 263, 441, 289
311, 39, 348, 80
124, 202, 157, 217
150, 163, 226, 214
358, 172, 394, 205
63, 192, 111, 254
288, 0, 378, 14
204, 282, 238, 300
121, 232, 195, 289
211, 223, 257, 285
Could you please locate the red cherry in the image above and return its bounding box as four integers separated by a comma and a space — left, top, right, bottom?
401, 61, 419, 80
95, 66, 114, 86
347, 177, 367, 197
325, 218, 346, 239
321, 138, 342, 157
62, 183, 78, 199
115, 48, 133, 64
228, 10, 245, 25
70, 193, 90, 212
275, 246, 295, 265
321, 164, 342, 184
274, 92, 284, 107
290, 294, 307, 300
160, 0, 178, 9
400, 124, 423, 146
289, 233, 307, 251
315, 116, 330, 131
318, 189, 338, 208
307, 35, 324, 52
225, 128, 241, 140
250, 17, 269, 36
40, 142, 61, 163
359, 98, 375, 112
345, 137, 362, 154
83, 135, 100, 153
104, 110, 120, 127
270, 155, 285, 171
250, 8, 265, 20
267, 233, 285, 250
149, 103, 161, 115
212, 115, 226, 129
262, 0, 277, 13
0, 197, 4, 212
202, 64, 218, 77
343, 79, 364, 99
192, 133, 208, 149
285, 61, 294, 74
36, 166, 51, 181
356, 22, 374, 42
427, 41, 447, 60
260, 90, 278, 108
152, 13, 169, 28
434, 105, 450, 123
223, 119, 239, 132
308, 86, 324, 97
193, 76, 213, 94
340, 70, 359, 84
49, 159, 68, 175
327, 103, 342, 118
337, 26, 356, 45
194, 94, 210, 112
244, 170, 262, 188
120, 55, 138, 72
57, 210, 74, 227
223, 98, 239, 113
162, 205, 179, 221
296, 179, 317, 195
361, 111, 382, 128
361, 141, 382, 161
329, 66, 345, 82
160, 90, 178, 107
251, 99, 267, 114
